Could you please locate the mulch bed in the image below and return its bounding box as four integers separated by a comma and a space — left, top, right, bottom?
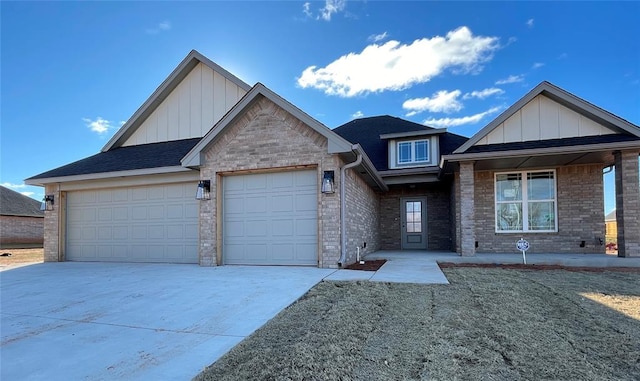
438, 262, 640, 272
344, 259, 386, 271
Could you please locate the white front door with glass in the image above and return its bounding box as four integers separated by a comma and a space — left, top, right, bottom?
401, 197, 427, 250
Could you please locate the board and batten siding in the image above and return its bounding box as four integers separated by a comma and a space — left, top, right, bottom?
475, 95, 616, 146
123, 62, 248, 146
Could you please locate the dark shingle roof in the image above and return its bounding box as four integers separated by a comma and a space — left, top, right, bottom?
0, 186, 44, 217
464, 134, 640, 154
333, 115, 468, 171
27, 138, 201, 181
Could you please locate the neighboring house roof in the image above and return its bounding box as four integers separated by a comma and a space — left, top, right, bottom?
102, 50, 251, 152
454, 81, 640, 154
26, 138, 200, 184
0, 186, 44, 217
333, 115, 468, 171
605, 210, 616, 222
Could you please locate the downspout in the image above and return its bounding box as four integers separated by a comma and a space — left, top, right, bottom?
338, 146, 363, 267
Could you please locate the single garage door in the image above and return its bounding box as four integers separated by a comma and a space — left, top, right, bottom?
66, 183, 198, 263
223, 170, 318, 265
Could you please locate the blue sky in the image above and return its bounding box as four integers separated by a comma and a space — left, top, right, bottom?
2, 1, 638, 213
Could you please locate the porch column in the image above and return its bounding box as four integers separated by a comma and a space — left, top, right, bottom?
459, 161, 476, 256
43, 184, 62, 262
614, 150, 640, 257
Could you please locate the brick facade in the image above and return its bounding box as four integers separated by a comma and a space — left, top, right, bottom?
459, 162, 476, 256
0, 215, 44, 248
379, 182, 453, 251
42, 186, 62, 261
343, 168, 380, 265
614, 150, 640, 257
199, 95, 342, 268
474, 164, 606, 254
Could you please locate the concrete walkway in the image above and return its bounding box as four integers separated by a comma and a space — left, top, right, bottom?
324, 250, 640, 285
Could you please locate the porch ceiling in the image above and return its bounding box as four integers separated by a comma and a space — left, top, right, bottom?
472, 150, 615, 171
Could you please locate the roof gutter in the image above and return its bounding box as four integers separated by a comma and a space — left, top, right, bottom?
338, 145, 363, 268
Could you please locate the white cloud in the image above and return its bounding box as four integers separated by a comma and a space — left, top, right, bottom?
422, 106, 504, 128
532, 62, 545, 69
526, 19, 534, 28
1, 182, 27, 189
20, 191, 35, 197
83, 117, 115, 135
146, 21, 171, 35
302, 2, 312, 17
368, 32, 388, 43
495, 74, 524, 85
319, 0, 346, 21
557, 52, 568, 60
403, 90, 463, 116
352, 110, 364, 119
463, 87, 504, 100
297, 26, 500, 97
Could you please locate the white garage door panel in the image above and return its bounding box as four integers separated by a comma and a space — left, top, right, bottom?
66, 183, 198, 263
223, 170, 318, 266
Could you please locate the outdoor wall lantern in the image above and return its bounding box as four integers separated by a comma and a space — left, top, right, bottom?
40, 194, 54, 211
321, 171, 335, 194
195, 180, 211, 201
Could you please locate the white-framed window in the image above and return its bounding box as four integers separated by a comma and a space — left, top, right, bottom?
396, 139, 429, 165
495, 170, 557, 233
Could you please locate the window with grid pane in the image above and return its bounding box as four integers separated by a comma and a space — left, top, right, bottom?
396, 139, 429, 165
495, 170, 556, 232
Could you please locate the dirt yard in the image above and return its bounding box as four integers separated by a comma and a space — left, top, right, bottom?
195, 268, 640, 381
0, 248, 44, 268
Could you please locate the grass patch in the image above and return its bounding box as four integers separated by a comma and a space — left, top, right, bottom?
195, 268, 640, 381
0, 248, 43, 267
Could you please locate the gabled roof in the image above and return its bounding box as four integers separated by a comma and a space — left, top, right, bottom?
0, 186, 44, 217
181, 83, 355, 167
26, 138, 200, 185
455, 81, 640, 154
181, 83, 387, 191
102, 50, 251, 152
333, 115, 468, 171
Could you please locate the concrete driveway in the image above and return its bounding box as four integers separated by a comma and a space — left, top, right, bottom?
1, 262, 334, 380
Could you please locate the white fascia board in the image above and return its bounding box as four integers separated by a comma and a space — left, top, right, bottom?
455, 81, 640, 154
102, 50, 251, 152
379, 128, 447, 140
181, 83, 354, 168
25, 166, 196, 187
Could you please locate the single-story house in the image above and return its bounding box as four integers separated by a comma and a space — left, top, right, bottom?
0, 186, 44, 248
26, 50, 640, 266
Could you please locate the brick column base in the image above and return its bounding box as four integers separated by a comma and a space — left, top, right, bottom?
615, 150, 640, 257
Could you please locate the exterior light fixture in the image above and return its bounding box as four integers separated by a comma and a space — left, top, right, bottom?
321, 171, 335, 194
40, 194, 55, 211
195, 180, 211, 200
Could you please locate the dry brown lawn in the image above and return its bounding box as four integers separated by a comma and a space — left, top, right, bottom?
0, 248, 44, 268
195, 268, 640, 381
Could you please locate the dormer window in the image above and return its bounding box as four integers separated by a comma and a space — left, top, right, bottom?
397, 139, 429, 165
381, 130, 443, 170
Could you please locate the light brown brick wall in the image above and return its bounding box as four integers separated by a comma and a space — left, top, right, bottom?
379, 182, 453, 251
200, 95, 342, 268
615, 150, 640, 257
474, 164, 606, 254
42, 186, 62, 261
0, 215, 44, 248
343, 168, 380, 265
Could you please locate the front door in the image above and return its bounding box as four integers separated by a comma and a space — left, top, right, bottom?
401, 197, 427, 250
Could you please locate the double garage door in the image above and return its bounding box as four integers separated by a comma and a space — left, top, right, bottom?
223, 170, 318, 266
66, 183, 199, 263
65, 171, 318, 266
